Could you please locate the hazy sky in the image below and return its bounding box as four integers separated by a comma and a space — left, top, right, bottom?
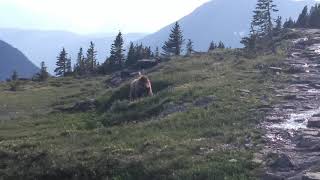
0, 0, 210, 34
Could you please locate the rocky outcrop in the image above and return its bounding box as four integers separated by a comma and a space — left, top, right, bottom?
262, 29, 320, 179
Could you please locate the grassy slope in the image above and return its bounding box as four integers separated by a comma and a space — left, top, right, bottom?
0, 50, 284, 179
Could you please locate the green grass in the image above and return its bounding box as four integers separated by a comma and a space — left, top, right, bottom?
0, 49, 285, 179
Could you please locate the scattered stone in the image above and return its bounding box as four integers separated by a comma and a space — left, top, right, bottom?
302, 172, 320, 180
268, 153, 294, 171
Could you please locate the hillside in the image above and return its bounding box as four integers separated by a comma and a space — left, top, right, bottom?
0, 29, 147, 73
0, 42, 287, 179
0, 40, 39, 81
138, 0, 316, 51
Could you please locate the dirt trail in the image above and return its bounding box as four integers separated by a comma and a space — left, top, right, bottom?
262, 29, 320, 180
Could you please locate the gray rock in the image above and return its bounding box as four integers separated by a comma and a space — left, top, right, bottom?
268, 153, 294, 171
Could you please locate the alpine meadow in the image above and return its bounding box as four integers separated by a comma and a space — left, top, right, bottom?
1, 0, 320, 180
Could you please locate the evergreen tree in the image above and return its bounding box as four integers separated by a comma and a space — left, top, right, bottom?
296, 6, 309, 28
109, 31, 125, 69
155, 47, 160, 58
11, 70, 18, 81
274, 16, 282, 31
241, 24, 257, 51
208, 41, 217, 51
283, 18, 295, 28
309, 4, 320, 28
66, 56, 72, 75
162, 22, 184, 56
186, 39, 194, 56
217, 41, 225, 49
126, 42, 136, 66
252, 0, 278, 37
86, 41, 97, 74
74, 47, 86, 75
54, 48, 68, 77
35, 61, 49, 81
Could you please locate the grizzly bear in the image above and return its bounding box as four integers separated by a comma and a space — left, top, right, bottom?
130, 73, 153, 101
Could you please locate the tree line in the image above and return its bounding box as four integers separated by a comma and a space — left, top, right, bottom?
284, 4, 320, 29
53, 22, 226, 77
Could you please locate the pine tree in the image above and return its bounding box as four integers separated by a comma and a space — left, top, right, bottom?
126, 42, 136, 66
11, 70, 18, 81
66, 56, 72, 75
252, 0, 278, 37
309, 4, 320, 28
217, 41, 225, 49
296, 6, 309, 28
283, 18, 295, 28
241, 24, 257, 51
208, 41, 217, 51
186, 39, 194, 56
54, 48, 68, 77
162, 22, 184, 56
86, 41, 97, 74
74, 47, 86, 75
274, 16, 282, 31
155, 47, 160, 59
109, 31, 125, 69
35, 61, 49, 81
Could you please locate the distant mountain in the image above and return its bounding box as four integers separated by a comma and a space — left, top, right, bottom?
137, 0, 317, 51
0, 29, 147, 73
0, 40, 39, 81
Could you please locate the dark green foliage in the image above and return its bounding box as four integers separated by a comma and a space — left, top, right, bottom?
162, 22, 184, 56
34, 61, 49, 81
217, 41, 225, 49
283, 18, 295, 28
54, 48, 70, 77
74, 47, 86, 76
109, 32, 125, 69
274, 16, 282, 32
241, 26, 258, 52
308, 4, 320, 28
208, 41, 217, 51
155, 47, 160, 59
186, 39, 194, 56
11, 70, 18, 81
252, 0, 278, 37
288, 4, 320, 29
296, 6, 309, 28
126, 42, 136, 66
85, 42, 98, 74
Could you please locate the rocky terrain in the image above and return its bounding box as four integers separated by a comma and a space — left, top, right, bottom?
262, 29, 320, 179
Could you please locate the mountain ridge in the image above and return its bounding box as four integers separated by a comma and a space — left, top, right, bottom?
0, 40, 39, 81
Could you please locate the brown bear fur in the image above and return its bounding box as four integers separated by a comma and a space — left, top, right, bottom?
130, 74, 153, 101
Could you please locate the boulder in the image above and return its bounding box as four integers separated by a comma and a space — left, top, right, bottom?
268, 153, 294, 171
